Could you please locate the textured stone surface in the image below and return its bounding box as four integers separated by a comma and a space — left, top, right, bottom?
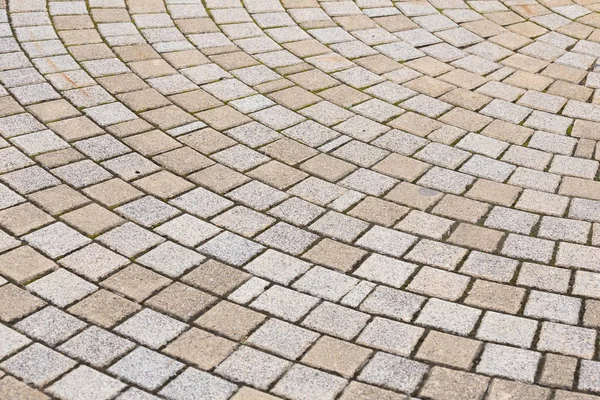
0, 1, 597, 397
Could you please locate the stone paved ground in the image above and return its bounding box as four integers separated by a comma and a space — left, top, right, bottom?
3, 1, 600, 400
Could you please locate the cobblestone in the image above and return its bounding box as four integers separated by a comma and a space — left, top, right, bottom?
0, 1, 598, 397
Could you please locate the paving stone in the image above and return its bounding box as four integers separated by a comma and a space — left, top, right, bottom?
360, 286, 425, 322
115, 308, 187, 349
159, 368, 237, 400
215, 346, 290, 390
108, 347, 184, 391
1, 343, 76, 387
358, 352, 429, 394
357, 317, 424, 356
14, 306, 86, 346
416, 331, 482, 369
273, 364, 347, 400
302, 302, 370, 340
27, 268, 96, 307
353, 254, 417, 288
415, 298, 481, 335
47, 366, 126, 400
0, 323, 31, 360
476, 311, 538, 348
97, 222, 164, 258
420, 367, 489, 400
248, 318, 319, 360
524, 291, 581, 324
537, 322, 596, 359
58, 326, 134, 367
476, 344, 541, 382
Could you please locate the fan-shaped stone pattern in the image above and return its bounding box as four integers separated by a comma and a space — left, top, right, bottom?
0, 0, 600, 398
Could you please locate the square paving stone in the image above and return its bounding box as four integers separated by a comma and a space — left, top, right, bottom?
405, 239, 467, 271
302, 335, 372, 378
465, 280, 525, 314
476, 343, 541, 382
360, 286, 425, 322
59, 243, 128, 281
108, 347, 184, 391
52, 160, 112, 188
97, 222, 165, 258
27, 268, 97, 307
195, 300, 266, 341
524, 291, 581, 324
14, 306, 86, 346
137, 241, 205, 278
0, 202, 53, 236
416, 330, 482, 369
358, 352, 429, 394
115, 308, 187, 349
182, 259, 250, 296
23, 222, 91, 259
415, 298, 481, 335
302, 238, 366, 272
211, 206, 275, 238
407, 266, 470, 301
476, 311, 538, 348
273, 364, 347, 400
537, 322, 596, 359
0, 324, 31, 360
355, 226, 418, 257
155, 214, 221, 247
485, 379, 551, 400
459, 251, 518, 283
251, 285, 319, 322
353, 254, 416, 288
420, 367, 490, 400
244, 249, 311, 285
256, 222, 319, 255
226, 180, 288, 211
101, 153, 161, 181
159, 368, 238, 400
198, 232, 264, 266
215, 346, 291, 390
47, 366, 126, 400
58, 326, 135, 367
309, 211, 369, 243
302, 302, 370, 340
540, 353, 577, 389
0, 284, 45, 322
357, 317, 424, 356
68, 289, 141, 328
0, 245, 56, 284
248, 318, 319, 360
0, 376, 49, 400
60, 203, 125, 236
145, 282, 216, 321
1, 166, 60, 195
1, 343, 76, 387
83, 178, 144, 208
101, 264, 171, 302
116, 196, 180, 228
163, 328, 237, 371
292, 266, 359, 302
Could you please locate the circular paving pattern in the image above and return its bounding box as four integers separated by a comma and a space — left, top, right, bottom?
1, 0, 600, 399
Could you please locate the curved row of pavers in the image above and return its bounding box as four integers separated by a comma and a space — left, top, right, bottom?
0, 0, 596, 398
3, 0, 600, 392
31, 0, 600, 241
3, 0, 600, 262
31, 0, 600, 268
